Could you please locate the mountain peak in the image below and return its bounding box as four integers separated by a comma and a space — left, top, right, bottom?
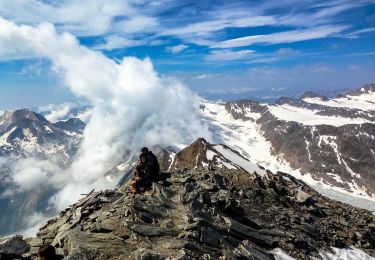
0, 109, 48, 129
169, 138, 267, 176
300, 91, 328, 100
339, 83, 375, 97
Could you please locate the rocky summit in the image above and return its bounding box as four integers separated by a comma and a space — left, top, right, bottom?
2, 139, 373, 260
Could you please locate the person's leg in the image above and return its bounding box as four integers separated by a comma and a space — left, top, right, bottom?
130, 179, 137, 193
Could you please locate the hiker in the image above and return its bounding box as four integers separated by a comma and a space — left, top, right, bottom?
141, 147, 160, 182
130, 154, 151, 193
38, 244, 63, 260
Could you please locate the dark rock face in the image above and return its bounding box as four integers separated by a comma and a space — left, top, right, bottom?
341, 83, 375, 97
19, 140, 375, 259
300, 91, 328, 101
0, 235, 30, 259
52, 118, 85, 134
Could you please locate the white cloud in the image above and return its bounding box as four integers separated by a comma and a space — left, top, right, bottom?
213, 25, 349, 48
0, 18, 212, 210
160, 15, 276, 41
10, 158, 64, 191
0, 0, 137, 36
94, 35, 146, 51
37, 102, 92, 123
166, 44, 189, 54
38, 102, 75, 122
206, 49, 255, 61
113, 16, 159, 34
344, 27, 375, 38
17, 212, 51, 238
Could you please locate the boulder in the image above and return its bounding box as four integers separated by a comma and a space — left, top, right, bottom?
0, 235, 29, 255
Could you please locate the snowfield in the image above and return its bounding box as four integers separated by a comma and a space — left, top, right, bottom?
201, 100, 375, 211
268, 104, 372, 126
273, 246, 375, 260
303, 91, 375, 111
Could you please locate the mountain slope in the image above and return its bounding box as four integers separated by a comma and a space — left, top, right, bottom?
202, 84, 375, 202
0, 109, 84, 162
16, 138, 375, 260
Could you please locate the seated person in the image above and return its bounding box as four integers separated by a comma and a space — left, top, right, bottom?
130, 154, 151, 193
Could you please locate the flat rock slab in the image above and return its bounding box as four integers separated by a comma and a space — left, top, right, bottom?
0, 235, 29, 255
65, 229, 128, 259
128, 223, 178, 237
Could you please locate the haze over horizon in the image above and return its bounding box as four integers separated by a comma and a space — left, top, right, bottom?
0, 0, 375, 109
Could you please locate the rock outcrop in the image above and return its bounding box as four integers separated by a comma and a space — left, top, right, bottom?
16, 139, 375, 259
0, 235, 29, 259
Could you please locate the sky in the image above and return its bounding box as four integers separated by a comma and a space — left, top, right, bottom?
0, 0, 375, 108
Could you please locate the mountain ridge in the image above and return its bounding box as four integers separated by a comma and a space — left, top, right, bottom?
4, 138, 374, 260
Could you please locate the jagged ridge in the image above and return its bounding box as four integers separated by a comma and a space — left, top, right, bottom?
14, 139, 375, 260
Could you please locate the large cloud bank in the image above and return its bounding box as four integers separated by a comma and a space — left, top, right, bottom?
0, 17, 212, 210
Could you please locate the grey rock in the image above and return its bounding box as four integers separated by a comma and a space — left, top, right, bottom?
0, 235, 29, 255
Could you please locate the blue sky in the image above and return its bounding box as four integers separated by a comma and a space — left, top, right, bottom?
0, 0, 375, 108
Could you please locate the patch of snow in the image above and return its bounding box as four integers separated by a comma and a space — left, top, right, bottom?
214, 144, 267, 176
0, 127, 17, 146
342, 159, 361, 179
44, 125, 53, 133
206, 149, 217, 161
319, 246, 375, 260
273, 246, 375, 260
268, 104, 371, 126
63, 130, 77, 137
304, 138, 313, 162
272, 248, 296, 260
168, 152, 176, 171
318, 135, 341, 164
116, 162, 130, 171
230, 103, 262, 120
327, 172, 344, 184
215, 157, 237, 170
303, 91, 375, 111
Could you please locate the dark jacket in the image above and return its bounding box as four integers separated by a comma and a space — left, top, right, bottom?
145, 151, 160, 182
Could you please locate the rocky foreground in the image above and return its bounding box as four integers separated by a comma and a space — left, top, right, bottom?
2, 139, 375, 259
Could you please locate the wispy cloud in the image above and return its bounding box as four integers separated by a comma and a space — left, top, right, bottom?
345, 51, 375, 57
94, 35, 146, 51
206, 49, 255, 61
212, 25, 349, 48
342, 27, 375, 38
166, 44, 189, 54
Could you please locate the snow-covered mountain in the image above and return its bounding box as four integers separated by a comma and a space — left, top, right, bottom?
0, 109, 84, 163
201, 84, 375, 203
0, 109, 85, 236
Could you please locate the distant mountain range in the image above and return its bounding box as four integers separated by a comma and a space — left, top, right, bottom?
201, 83, 375, 201
0, 83, 374, 237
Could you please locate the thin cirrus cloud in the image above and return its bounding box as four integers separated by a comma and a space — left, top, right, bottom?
93, 35, 146, 51
206, 49, 255, 61
212, 25, 350, 48
0, 0, 372, 45
166, 44, 189, 54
